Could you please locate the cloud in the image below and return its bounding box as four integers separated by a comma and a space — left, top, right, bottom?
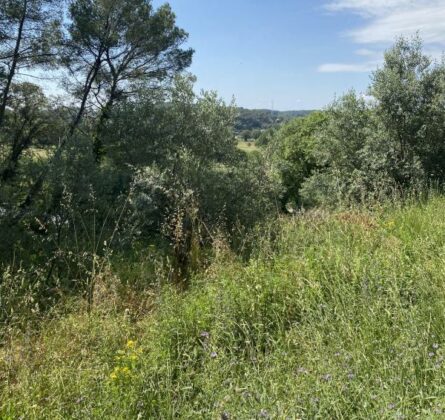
354, 48, 377, 56
318, 62, 379, 73
349, 4, 445, 44
325, 0, 421, 16
319, 0, 445, 72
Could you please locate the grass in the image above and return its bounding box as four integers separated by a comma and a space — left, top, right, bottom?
3, 197, 445, 418
237, 140, 260, 153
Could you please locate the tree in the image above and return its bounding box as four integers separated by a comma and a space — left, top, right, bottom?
0, 0, 62, 128
0, 82, 49, 183
19, 0, 193, 212
299, 92, 401, 206
64, 0, 193, 159
371, 36, 445, 183
106, 76, 279, 242
269, 111, 326, 207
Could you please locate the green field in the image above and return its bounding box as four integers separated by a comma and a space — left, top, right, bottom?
237, 140, 260, 153
3, 197, 445, 418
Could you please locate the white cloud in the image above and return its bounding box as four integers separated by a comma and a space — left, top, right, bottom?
354, 48, 377, 56
319, 0, 445, 72
349, 4, 445, 44
318, 62, 379, 73
326, 0, 421, 16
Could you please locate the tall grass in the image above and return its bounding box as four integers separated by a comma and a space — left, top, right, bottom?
2, 197, 445, 418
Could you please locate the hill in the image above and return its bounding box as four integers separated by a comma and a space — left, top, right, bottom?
234, 108, 314, 134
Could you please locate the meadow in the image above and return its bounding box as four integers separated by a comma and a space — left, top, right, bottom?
2, 196, 445, 419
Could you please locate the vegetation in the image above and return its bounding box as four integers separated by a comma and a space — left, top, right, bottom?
268, 37, 445, 209
3, 197, 445, 418
1, 0, 445, 417
234, 108, 313, 142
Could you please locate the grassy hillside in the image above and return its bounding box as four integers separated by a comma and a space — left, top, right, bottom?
3, 197, 445, 418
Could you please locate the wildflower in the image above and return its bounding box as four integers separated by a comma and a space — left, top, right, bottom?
210, 351, 218, 359
347, 372, 355, 380
321, 373, 332, 382
126, 340, 136, 349
311, 397, 320, 405
121, 366, 131, 375
259, 409, 270, 418
200, 331, 210, 339
429, 352, 435, 358
387, 403, 396, 410
110, 372, 118, 380
242, 390, 251, 399
433, 343, 440, 349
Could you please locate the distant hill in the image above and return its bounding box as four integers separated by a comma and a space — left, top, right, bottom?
234, 108, 314, 134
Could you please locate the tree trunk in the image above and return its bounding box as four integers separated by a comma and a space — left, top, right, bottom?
0, 0, 27, 128
0, 124, 35, 183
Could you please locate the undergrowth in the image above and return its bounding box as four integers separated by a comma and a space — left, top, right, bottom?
2, 197, 445, 418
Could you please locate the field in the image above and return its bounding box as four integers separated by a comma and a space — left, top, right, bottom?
237, 140, 260, 153
2, 196, 445, 418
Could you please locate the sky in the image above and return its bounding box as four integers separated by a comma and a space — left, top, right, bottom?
152, 0, 445, 110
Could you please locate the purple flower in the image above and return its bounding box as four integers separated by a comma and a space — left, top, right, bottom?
259, 409, 269, 418
210, 351, 218, 359
321, 373, 332, 382
200, 331, 210, 339
311, 397, 320, 405
347, 372, 355, 380
242, 390, 251, 399
387, 403, 396, 410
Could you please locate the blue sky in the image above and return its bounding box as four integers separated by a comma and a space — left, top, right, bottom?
152, 0, 445, 110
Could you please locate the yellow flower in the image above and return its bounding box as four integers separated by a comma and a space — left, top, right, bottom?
386, 220, 395, 228
126, 340, 136, 349
110, 372, 117, 380
121, 366, 131, 375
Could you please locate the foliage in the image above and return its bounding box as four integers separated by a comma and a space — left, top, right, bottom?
371, 36, 445, 183
268, 110, 327, 207
114, 78, 281, 245
0, 0, 62, 127
64, 0, 193, 159
273, 36, 445, 207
